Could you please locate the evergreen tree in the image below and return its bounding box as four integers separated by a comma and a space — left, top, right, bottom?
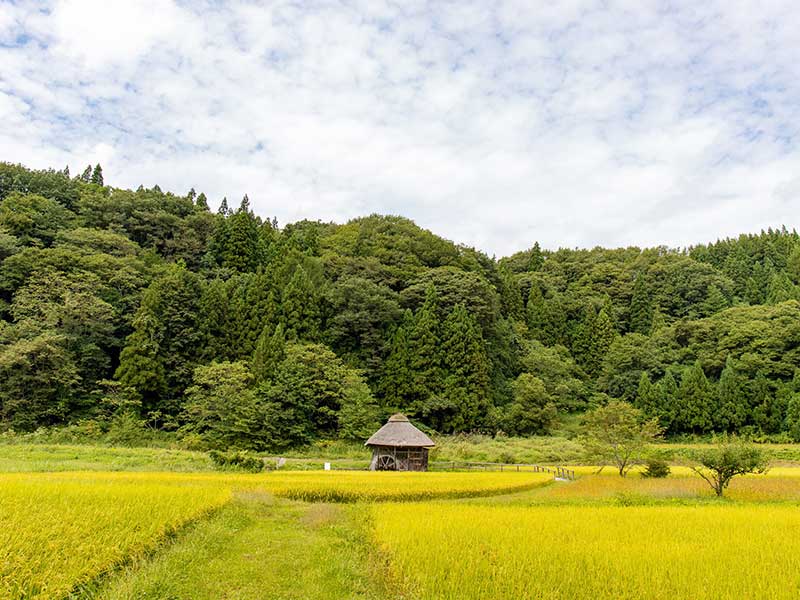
217, 197, 229, 216
787, 245, 800, 284
766, 272, 798, 304
80, 164, 92, 182
408, 286, 443, 412
541, 295, 568, 346
593, 308, 616, 365
115, 264, 202, 413
497, 266, 523, 320
678, 362, 713, 433
785, 393, 800, 441
701, 284, 728, 316
656, 370, 679, 432
281, 266, 321, 341
227, 271, 278, 358
635, 372, 659, 418
439, 303, 491, 431
629, 274, 653, 334
187, 188, 196, 202
528, 242, 544, 271
222, 200, 263, 272
573, 305, 615, 377
338, 371, 381, 440
752, 372, 782, 433
572, 304, 597, 371
90, 164, 104, 186
196, 192, 209, 211
525, 283, 545, 340
115, 296, 167, 410
715, 357, 747, 431
252, 323, 285, 383
650, 305, 666, 332
197, 278, 230, 361
380, 311, 417, 410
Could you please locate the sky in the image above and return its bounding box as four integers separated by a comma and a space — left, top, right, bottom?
1, 0, 799, 257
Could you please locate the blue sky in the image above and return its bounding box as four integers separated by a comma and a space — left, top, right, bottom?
1, 0, 798, 256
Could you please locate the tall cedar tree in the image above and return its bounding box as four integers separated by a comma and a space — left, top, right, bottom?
635, 372, 659, 418
528, 241, 544, 271
526, 283, 545, 340
195, 192, 210, 211
115, 264, 202, 413
678, 362, 714, 433
656, 370, 679, 432
408, 286, 443, 416
221, 196, 263, 272
90, 164, 104, 186
197, 279, 231, 361
380, 311, 417, 410
629, 274, 653, 334
252, 323, 286, 383
715, 357, 747, 431
439, 303, 491, 432
281, 266, 321, 341
226, 270, 277, 358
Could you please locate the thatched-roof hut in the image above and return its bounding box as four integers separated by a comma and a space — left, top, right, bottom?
365, 413, 435, 471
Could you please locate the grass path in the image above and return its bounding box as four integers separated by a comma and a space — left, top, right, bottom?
89, 492, 393, 600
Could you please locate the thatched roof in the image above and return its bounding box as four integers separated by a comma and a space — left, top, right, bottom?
365, 414, 435, 448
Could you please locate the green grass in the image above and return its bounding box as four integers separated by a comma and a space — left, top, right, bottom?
90, 493, 391, 600
0, 444, 213, 472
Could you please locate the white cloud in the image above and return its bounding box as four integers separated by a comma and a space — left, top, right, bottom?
0, 0, 799, 256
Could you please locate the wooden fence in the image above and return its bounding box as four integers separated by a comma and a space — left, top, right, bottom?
431, 461, 576, 480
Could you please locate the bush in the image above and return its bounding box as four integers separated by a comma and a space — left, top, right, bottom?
208, 450, 264, 472
641, 458, 670, 478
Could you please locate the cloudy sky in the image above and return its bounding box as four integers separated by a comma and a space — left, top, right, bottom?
1, 1, 799, 256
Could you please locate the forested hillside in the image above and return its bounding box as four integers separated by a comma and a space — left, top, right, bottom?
2, 161, 800, 448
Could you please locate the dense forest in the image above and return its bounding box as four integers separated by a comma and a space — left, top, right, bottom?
2, 161, 800, 449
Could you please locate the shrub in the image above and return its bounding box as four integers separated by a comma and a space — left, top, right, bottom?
641, 458, 670, 478
208, 450, 264, 472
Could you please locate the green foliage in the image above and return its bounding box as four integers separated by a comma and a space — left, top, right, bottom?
257, 343, 355, 449
677, 362, 714, 433
337, 372, 381, 440
580, 400, 663, 477
208, 449, 264, 472
503, 374, 557, 435
641, 457, 671, 478
629, 274, 653, 334
182, 361, 266, 450
785, 393, 800, 442
2, 162, 800, 444
281, 266, 321, 341
690, 437, 769, 496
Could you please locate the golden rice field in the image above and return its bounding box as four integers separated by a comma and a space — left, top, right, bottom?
0, 472, 231, 600
261, 471, 553, 502
0, 470, 552, 598
5, 456, 800, 600
373, 502, 800, 600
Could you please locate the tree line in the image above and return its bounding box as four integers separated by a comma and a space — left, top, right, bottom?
1, 161, 800, 449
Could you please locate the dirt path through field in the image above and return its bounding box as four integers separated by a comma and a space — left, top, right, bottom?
88, 492, 392, 600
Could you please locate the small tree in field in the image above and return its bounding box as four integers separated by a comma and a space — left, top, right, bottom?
580, 400, 663, 477
690, 437, 768, 497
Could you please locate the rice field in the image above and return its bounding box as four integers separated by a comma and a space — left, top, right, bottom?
261, 471, 553, 502
373, 503, 800, 600
0, 472, 231, 599
4, 446, 800, 600
0, 469, 552, 598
